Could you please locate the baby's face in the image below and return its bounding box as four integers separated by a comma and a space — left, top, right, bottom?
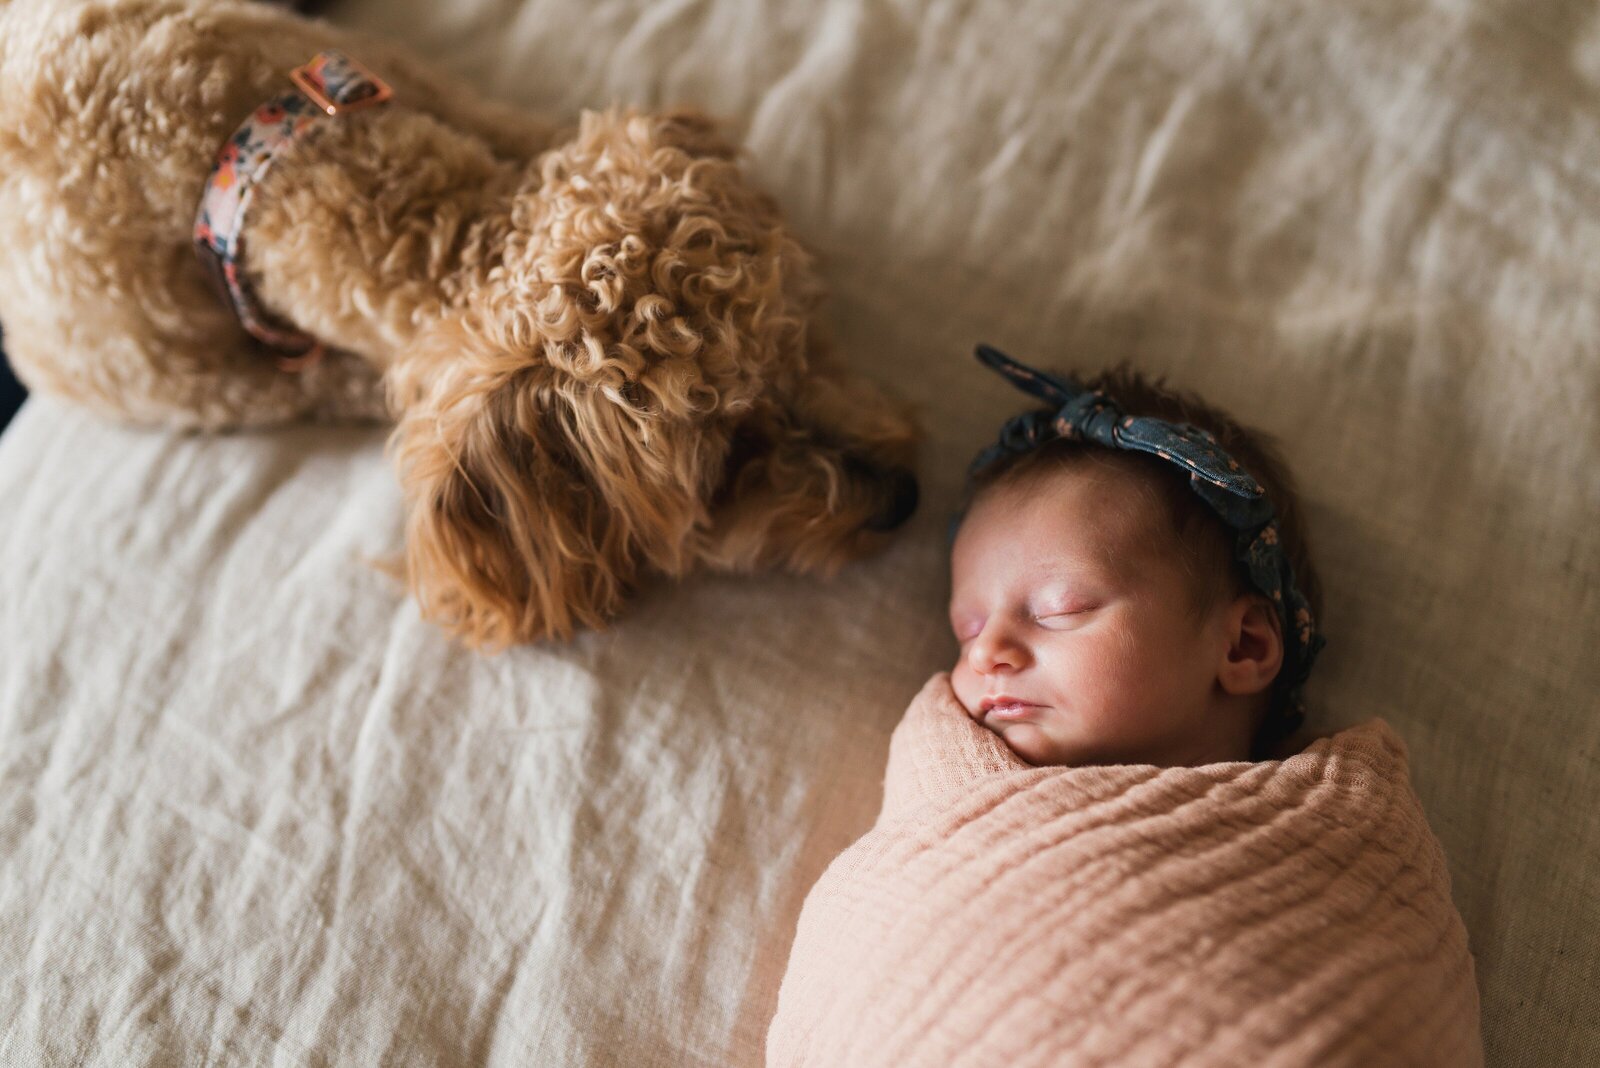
948, 465, 1250, 767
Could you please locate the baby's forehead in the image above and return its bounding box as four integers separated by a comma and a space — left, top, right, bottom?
956, 461, 1180, 572
981, 457, 1172, 533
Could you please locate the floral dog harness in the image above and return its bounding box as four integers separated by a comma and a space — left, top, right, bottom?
193, 51, 393, 370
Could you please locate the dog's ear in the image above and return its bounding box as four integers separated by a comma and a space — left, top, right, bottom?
386, 321, 626, 648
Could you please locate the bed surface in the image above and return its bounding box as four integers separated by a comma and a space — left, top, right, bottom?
3, 0, 1598, 1064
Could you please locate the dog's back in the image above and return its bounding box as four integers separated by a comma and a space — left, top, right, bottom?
0, 0, 384, 422
0, 0, 329, 230
0, 0, 565, 426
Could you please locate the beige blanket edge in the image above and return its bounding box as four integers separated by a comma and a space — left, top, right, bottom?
768, 674, 1483, 1068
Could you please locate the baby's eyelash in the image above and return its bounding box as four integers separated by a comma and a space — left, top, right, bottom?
1033, 604, 1095, 622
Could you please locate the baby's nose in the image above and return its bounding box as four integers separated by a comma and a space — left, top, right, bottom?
968, 626, 1025, 674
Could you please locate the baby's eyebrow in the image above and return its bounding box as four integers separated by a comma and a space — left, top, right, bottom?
1036, 550, 1117, 583
1073, 530, 1146, 572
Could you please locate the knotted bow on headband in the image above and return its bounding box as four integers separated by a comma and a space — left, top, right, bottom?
968, 344, 1325, 734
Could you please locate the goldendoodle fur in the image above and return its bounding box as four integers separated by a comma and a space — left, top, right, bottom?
0, 0, 920, 646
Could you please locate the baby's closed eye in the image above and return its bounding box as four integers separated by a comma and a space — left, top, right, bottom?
1032, 601, 1100, 626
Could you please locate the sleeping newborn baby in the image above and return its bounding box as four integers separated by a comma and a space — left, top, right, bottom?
947, 344, 1324, 766
768, 347, 1482, 1068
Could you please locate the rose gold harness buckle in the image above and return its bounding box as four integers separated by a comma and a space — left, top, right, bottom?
289, 55, 393, 117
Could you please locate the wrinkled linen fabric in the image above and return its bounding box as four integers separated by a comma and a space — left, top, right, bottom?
2, 0, 1598, 1064
767, 675, 1482, 1068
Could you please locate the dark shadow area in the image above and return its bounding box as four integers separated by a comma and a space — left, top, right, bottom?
0, 323, 25, 434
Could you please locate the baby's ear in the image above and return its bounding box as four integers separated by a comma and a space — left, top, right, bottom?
1217, 595, 1285, 697
386, 321, 625, 647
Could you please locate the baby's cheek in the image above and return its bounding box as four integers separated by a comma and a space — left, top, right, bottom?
948, 661, 980, 717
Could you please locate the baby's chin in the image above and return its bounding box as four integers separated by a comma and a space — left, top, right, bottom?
989, 718, 1148, 768
989, 721, 1082, 767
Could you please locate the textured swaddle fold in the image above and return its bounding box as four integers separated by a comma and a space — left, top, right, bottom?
768, 674, 1482, 1068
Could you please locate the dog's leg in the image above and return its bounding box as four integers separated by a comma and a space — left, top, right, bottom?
1, 323, 387, 431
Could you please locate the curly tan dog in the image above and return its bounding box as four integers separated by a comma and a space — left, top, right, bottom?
0, 0, 920, 646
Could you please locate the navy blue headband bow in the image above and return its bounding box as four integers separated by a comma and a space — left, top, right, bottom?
969, 344, 1325, 734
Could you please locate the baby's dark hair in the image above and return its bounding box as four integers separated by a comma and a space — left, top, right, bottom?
960, 364, 1322, 756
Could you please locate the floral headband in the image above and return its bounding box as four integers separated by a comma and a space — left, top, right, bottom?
967, 344, 1325, 734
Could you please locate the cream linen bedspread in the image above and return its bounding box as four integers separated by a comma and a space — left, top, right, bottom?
2, 0, 1598, 1065
767, 675, 1482, 1068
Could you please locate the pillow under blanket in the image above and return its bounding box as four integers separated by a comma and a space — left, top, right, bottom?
767, 674, 1482, 1068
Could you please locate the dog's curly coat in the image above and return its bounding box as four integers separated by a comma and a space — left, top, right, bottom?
0, 0, 920, 646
